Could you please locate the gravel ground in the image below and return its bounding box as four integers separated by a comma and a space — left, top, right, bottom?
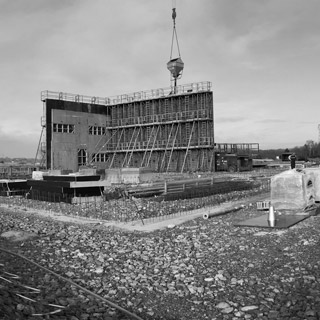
1, 197, 320, 320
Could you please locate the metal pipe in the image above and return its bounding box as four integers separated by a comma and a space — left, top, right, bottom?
203, 207, 241, 220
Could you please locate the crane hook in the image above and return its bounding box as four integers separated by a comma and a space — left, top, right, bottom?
172, 8, 176, 23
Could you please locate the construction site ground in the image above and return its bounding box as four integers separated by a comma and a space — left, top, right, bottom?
1, 181, 320, 320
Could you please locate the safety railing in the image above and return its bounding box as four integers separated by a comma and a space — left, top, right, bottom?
41, 81, 212, 106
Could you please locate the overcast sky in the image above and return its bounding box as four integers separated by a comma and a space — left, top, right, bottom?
1, 0, 319, 158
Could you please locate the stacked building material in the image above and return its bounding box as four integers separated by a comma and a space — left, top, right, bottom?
27, 174, 104, 202
0, 179, 28, 196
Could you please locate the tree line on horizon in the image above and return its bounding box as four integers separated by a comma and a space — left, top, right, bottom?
2, 141, 320, 164
259, 141, 320, 161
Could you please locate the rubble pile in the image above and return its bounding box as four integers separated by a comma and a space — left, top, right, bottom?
1, 200, 320, 319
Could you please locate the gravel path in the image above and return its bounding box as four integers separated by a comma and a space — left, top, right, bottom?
1, 196, 320, 320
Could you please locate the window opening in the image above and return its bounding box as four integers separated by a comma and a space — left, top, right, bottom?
53, 123, 74, 134
78, 149, 87, 166
92, 153, 108, 162
88, 125, 107, 135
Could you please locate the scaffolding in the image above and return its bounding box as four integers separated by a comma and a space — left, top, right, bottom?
102, 84, 214, 172
34, 113, 47, 169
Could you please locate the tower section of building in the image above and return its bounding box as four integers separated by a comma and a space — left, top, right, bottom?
41, 92, 111, 171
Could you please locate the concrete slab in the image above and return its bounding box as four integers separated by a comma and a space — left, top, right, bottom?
234, 214, 309, 229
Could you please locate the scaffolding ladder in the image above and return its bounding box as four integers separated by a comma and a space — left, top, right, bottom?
200, 149, 208, 171
141, 126, 156, 167
145, 126, 160, 168
108, 129, 124, 169
166, 123, 180, 172
122, 127, 141, 167
181, 121, 195, 173
126, 127, 142, 167
164, 99, 170, 119
34, 126, 46, 168
160, 123, 176, 172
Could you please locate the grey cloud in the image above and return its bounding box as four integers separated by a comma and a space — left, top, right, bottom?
216, 116, 246, 123
0, 0, 319, 157
0, 131, 38, 158
255, 119, 287, 124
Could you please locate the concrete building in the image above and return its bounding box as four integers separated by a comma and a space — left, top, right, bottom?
38, 81, 215, 173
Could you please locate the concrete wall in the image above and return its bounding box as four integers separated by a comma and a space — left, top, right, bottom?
46, 101, 110, 172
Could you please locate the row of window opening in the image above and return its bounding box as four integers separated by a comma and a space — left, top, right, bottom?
53, 123, 106, 135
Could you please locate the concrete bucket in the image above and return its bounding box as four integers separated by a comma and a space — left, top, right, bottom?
167, 57, 184, 79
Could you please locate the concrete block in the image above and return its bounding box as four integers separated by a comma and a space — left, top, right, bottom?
271, 169, 315, 211
32, 171, 49, 180
121, 167, 140, 184
105, 169, 122, 185
79, 168, 97, 176
105, 167, 155, 185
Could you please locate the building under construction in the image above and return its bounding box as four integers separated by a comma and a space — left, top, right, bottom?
38, 81, 215, 173
35, 4, 259, 174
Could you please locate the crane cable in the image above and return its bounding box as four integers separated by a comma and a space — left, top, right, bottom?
169, 0, 181, 60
